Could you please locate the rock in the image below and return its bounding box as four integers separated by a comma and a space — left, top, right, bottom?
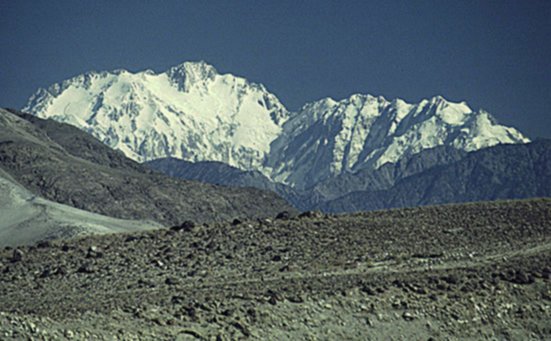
11, 249, 24, 262
171, 295, 184, 304
275, 211, 290, 220
415, 286, 428, 295
170, 220, 196, 232
442, 275, 459, 285
436, 282, 449, 291
55, 267, 67, 276
402, 311, 415, 321
365, 317, 373, 326
279, 265, 290, 272
232, 321, 251, 337
39, 268, 51, 278
77, 263, 96, 274
36, 240, 52, 249
165, 277, 180, 285
180, 329, 203, 339
298, 211, 323, 219
124, 235, 139, 242
361, 285, 377, 296
511, 270, 535, 285
221, 309, 234, 317
86, 246, 103, 258
231, 218, 243, 226
287, 294, 304, 303
184, 306, 196, 318
246, 308, 257, 319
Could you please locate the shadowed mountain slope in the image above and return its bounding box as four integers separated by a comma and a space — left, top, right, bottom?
321, 140, 551, 212
0, 109, 295, 225
145, 158, 302, 207
145, 142, 550, 212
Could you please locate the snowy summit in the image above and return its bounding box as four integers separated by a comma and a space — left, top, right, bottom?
24, 61, 529, 188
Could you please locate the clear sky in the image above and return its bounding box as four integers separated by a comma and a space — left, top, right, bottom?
1, 0, 550, 138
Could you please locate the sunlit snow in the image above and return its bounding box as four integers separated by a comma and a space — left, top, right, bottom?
24, 61, 530, 189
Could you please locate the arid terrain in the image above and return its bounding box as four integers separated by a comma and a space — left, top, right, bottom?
1, 198, 550, 340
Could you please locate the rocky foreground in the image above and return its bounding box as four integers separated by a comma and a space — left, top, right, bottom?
1, 198, 550, 340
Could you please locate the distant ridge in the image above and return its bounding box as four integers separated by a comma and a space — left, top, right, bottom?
146, 141, 551, 212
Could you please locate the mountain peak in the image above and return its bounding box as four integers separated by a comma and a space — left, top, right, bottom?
172, 60, 217, 74
165, 60, 218, 91
23, 61, 529, 188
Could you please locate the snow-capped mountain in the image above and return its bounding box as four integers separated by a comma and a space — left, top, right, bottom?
267, 94, 529, 188
24, 61, 289, 171
24, 61, 529, 188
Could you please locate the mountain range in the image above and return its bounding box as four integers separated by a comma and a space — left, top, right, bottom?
24, 61, 529, 190
12, 60, 550, 218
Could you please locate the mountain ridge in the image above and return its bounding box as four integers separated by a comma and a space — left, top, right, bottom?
146, 141, 550, 212
321, 139, 551, 212
24, 61, 529, 188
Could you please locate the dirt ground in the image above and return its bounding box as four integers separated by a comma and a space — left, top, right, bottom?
1, 198, 550, 340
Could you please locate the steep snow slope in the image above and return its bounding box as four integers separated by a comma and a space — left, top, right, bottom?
0, 170, 162, 247
24, 61, 289, 170
24, 61, 529, 188
268, 95, 529, 188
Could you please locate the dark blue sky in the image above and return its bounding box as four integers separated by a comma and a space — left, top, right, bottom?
1, 0, 550, 138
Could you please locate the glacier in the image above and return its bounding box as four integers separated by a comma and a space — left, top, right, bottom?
24, 61, 529, 189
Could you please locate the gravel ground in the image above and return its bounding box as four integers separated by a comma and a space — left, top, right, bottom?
1, 198, 550, 340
